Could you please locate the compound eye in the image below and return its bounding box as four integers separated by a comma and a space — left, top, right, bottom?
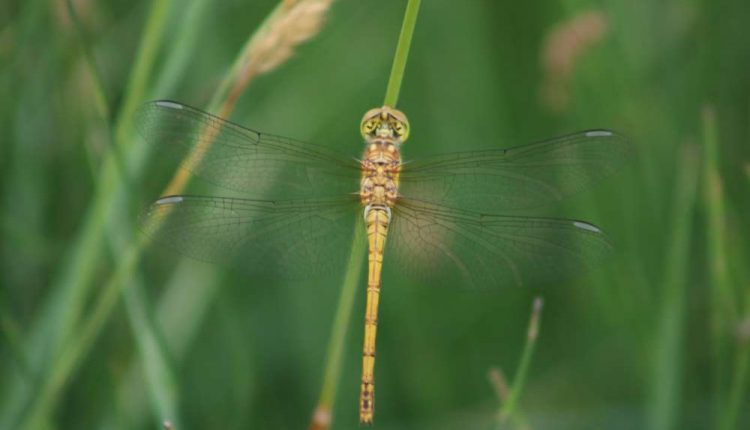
394, 122, 409, 139
364, 120, 376, 132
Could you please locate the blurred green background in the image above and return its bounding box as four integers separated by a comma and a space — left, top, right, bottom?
1, 0, 749, 429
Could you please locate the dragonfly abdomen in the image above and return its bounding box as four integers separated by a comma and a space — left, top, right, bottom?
360, 205, 390, 424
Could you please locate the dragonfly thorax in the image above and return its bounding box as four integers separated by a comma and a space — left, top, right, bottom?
360, 138, 401, 209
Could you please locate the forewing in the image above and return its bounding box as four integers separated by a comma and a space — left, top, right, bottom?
135, 100, 361, 198
388, 198, 612, 289
141, 195, 360, 279
399, 130, 630, 213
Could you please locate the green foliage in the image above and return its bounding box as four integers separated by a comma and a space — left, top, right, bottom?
1, 0, 749, 429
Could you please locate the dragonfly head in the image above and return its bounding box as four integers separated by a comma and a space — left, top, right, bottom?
360, 106, 410, 143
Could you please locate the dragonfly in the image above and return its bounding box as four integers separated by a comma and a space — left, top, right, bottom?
136, 100, 629, 424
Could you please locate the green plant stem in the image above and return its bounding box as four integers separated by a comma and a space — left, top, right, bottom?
703, 106, 735, 317
647, 145, 700, 430
497, 297, 543, 424
701, 106, 737, 429
703, 105, 747, 430
113, 1, 174, 151
152, 0, 215, 98
383, 0, 421, 107
120, 271, 180, 429
64, 0, 110, 121
311, 220, 365, 415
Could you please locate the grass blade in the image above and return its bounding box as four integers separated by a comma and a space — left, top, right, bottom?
647, 145, 700, 430
492, 297, 543, 429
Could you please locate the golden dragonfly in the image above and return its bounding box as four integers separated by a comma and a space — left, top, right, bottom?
136, 100, 629, 424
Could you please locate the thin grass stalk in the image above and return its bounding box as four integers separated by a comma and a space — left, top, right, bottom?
113, 1, 176, 152
62, 0, 114, 182
646, 145, 700, 430
120, 272, 181, 429
487, 368, 531, 430
487, 367, 529, 430
151, 0, 215, 96
701, 106, 737, 427
383, 0, 421, 108
703, 105, 736, 316
309, 1, 421, 427
495, 297, 543, 427
309, 219, 365, 430
63, 0, 110, 121
703, 105, 748, 430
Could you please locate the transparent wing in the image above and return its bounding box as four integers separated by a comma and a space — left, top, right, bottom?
141, 195, 361, 278
135, 100, 361, 198
399, 130, 630, 213
388, 198, 612, 289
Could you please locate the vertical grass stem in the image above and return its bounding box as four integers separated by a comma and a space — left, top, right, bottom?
309, 220, 365, 430
647, 145, 700, 430
496, 297, 543, 425
701, 106, 736, 427
383, 0, 421, 108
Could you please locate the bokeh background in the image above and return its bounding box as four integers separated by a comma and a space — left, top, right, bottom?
1, 0, 749, 429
